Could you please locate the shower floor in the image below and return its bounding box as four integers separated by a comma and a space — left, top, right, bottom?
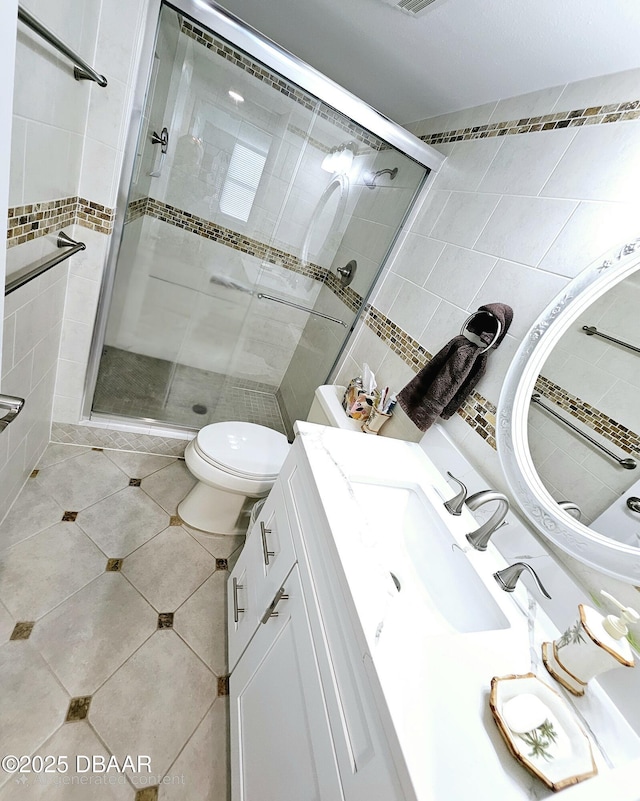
92, 347, 289, 436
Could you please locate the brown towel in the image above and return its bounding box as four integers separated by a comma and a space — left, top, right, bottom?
397, 303, 513, 431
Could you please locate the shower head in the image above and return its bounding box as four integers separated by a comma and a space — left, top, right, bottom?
363, 167, 398, 188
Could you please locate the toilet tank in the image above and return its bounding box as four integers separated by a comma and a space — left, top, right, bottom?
307, 385, 362, 431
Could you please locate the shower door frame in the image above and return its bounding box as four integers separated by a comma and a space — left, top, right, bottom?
81, 0, 445, 428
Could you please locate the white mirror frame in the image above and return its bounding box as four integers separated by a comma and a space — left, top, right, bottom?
497, 236, 640, 584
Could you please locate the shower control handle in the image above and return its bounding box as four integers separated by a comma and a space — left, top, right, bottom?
260, 521, 275, 565
232, 577, 244, 623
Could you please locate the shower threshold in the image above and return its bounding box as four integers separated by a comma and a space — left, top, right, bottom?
92, 346, 291, 437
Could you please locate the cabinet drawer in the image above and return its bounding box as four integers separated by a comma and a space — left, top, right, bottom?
249, 481, 296, 617
228, 481, 297, 671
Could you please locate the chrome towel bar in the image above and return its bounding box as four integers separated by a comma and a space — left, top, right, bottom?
531, 393, 636, 470
5, 231, 86, 296
257, 293, 347, 326
582, 325, 640, 355
0, 395, 25, 433
17, 5, 107, 87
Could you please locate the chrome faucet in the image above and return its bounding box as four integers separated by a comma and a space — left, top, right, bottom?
465, 489, 509, 551
443, 472, 468, 516
494, 562, 551, 599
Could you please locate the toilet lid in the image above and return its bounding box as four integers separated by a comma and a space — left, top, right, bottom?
194, 422, 290, 480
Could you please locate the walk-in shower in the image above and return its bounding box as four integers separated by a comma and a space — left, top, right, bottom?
84, 0, 441, 436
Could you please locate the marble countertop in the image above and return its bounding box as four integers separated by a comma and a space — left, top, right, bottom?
293, 421, 640, 801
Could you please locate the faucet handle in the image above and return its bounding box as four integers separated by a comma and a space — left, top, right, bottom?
494, 562, 551, 599
443, 471, 468, 516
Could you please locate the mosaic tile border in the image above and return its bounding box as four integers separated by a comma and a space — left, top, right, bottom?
180, 19, 386, 152
50, 422, 189, 457
419, 100, 640, 145
363, 304, 498, 446
7, 196, 115, 248
535, 374, 640, 456
141, 196, 328, 282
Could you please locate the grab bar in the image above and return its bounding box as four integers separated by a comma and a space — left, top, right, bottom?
17, 5, 107, 87
5, 231, 86, 296
0, 395, 25, 433
582, 325, 640, 355
531, 393, 636, 470
257, 293, 347, 326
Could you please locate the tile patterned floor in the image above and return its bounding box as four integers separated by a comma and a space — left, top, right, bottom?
0, 444, 241, 800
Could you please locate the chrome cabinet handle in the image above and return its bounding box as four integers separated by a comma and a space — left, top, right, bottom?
260, 521, 275, 566
232, 577, 245, 623
260, 586, 289, 624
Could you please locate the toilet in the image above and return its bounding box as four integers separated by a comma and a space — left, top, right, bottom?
178, 385, 361, 534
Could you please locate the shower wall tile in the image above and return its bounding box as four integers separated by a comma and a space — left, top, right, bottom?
429, 191, 501, 248
473, 195, 578, 266
538, 201, 640, 279
332, 66, 640, 527
429, 137, 504, 193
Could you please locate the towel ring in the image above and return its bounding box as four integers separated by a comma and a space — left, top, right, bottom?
460, 310, 502, 354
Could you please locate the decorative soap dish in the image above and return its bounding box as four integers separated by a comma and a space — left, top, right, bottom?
489, 673, 598, 792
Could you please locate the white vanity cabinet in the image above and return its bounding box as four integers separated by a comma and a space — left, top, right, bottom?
227, 447, 408, 801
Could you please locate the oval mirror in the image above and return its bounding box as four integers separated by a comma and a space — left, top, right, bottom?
497, 236, 640, 584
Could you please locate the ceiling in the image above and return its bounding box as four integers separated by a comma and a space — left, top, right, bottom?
216, 0, 640, 124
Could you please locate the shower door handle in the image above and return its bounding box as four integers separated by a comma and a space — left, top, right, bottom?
0, 395, 25, 432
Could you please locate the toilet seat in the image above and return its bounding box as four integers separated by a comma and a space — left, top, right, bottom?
193, 422, 290, 480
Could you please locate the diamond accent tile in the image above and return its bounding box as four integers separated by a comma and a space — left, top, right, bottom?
62, 511, 78, 522
106, 558, 122, 572
158, 613, 173, 629
10, 621, 34, 640
129, 478, 142, 487
215, 558, 228, 571
66, 696, 91, 721
217, 676, 229, 697
122, 528, 216, 612
169, 515, 182, 526
30, 469, 39, 478
136, 788, 158, 801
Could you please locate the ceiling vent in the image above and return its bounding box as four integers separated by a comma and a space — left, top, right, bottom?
382, 0, 445, 16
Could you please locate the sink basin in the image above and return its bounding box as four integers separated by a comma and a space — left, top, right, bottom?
350, 482, 510, 635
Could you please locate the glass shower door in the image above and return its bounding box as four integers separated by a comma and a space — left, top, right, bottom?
90, 3, 429, 435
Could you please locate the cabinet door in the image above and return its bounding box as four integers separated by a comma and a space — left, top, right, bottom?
230, 565, 344, 801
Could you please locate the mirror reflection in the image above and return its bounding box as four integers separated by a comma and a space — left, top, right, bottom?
527, 267, 640, 546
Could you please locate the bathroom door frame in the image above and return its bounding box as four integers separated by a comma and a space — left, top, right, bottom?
81, 0, 445, 426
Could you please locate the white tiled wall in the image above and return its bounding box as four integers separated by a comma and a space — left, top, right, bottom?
2, 0, 148, 517
337, 67, 640, 487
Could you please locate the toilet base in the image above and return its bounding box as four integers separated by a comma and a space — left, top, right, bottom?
178, 481, 250, 535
